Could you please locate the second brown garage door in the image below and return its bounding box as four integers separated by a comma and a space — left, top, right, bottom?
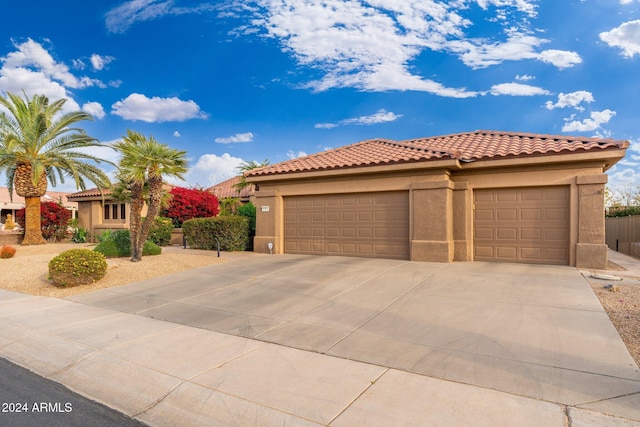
474, 186, 569, 265
284, 192, 409, 260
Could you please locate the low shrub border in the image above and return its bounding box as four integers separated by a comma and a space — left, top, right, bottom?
182, 216, 249, 251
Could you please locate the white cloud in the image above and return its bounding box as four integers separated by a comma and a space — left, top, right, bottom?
239, 0, 578, 95
287, 150, 307, 159
2, 39, 102, 89
105, 0, 217, 33
247, 0, 478, 96
82, 101, 106, 119
515, 74, 534, 81
186, 153, 244, 187
545, 91, 594, 110
0, 39, 110, 116
562, 109, 616, 132
538, 49, 582, 69
90, 54, 114, 71
316, 109, 402, 129
600, 20, 640, 58
214, 132, 254, 144
490, 82, 550, 96
111, 93, 208, 122
173, 131, 181, 137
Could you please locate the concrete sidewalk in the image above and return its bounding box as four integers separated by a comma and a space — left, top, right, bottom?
1, 253, 639, 426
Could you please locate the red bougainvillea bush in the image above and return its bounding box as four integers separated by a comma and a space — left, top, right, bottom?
163, 186, 219, 227
16, 201, 72, 241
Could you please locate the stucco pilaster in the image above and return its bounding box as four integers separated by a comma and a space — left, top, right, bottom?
410, 180, 454, 262
253, 190, 282, 254
575, 174, 608, 269
452, 182, 472, 261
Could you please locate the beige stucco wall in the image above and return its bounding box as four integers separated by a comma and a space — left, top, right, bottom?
248, 155, 615, 268
75, 199, 145, 241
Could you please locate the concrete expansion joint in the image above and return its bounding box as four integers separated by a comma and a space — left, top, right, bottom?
326, 367, 391, 426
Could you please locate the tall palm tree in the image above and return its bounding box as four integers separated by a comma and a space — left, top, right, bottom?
0, 92, 111, 245
113, 130, 187, 262
233, 159, 269, 193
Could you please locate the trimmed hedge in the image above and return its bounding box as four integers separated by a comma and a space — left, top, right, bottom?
49, 249, 107, 287
147, 216, 174, 246
93, 229, 162, 258
183, 216, 249, 251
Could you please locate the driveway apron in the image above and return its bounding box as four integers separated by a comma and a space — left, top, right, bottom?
67, 253, 640, 420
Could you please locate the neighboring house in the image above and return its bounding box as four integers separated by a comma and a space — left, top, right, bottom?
67, 188, 133, 238
207, 176, 253, 203
68, 185, 179, 239
0, 187, 78, 224
245, 130, 628, 269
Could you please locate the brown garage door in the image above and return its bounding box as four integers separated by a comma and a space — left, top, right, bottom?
284, 192, 409, 259
474, 186, 569, 265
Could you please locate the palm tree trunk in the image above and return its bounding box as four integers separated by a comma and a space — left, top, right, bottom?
22, 197, 46, 245
137, 177, 163, 257
129, 183, 144, 262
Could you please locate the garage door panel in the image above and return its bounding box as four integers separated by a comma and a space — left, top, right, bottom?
474, 187, 569, 265
496, 228, 517, 240
285, 192, 409, 260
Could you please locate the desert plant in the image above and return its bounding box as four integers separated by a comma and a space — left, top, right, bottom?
48, 249, 107, 287
93, 229, 161, 258
182, 216, 249, 251
71, 227, 88, 243
3, 214, 16, 230
0, 245, 16, 258
163, 187, 219, 227
94, 229, 114, 243
112, 130, 187, 261
147, 216, 174, 246
0, 92, 111, 245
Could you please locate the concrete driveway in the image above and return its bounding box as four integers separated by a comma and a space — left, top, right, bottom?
67, 253, 640, 418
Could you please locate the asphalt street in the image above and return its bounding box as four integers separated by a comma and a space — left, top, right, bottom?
0, 357, 147, 427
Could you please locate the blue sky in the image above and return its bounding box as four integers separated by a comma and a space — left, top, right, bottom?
1, 0, 639, 195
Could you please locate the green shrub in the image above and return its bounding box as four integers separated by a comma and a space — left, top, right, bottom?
48, 249, 107, 287
94, 229, 114, 243
237, 202, 256, 250
607, 206, 640, 217
93, 229, 162, 258
71, 226, 88, 243
147, 216, 174, 246
183, 216, 249, 251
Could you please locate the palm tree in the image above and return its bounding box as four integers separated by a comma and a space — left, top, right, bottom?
0, 92, 111, 245
113, 130, 187, 262
233, 159, 269, 193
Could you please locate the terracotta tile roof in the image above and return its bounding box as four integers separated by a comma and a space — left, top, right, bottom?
207, 176, 253, 199
246, 130, 628, 177
67, 188, 113, 199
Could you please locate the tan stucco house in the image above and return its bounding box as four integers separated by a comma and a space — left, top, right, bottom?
245, 130, 628, 269
67, 188, 138, 238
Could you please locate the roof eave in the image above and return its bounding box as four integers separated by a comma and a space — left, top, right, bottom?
458, 149, 627, 171
245, 159, 461, 183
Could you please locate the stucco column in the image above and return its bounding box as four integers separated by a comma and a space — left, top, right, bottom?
410, 180, 454, 262
575, 174, 608, 269
253, 190, 282, 254
452, 182, 472, 261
